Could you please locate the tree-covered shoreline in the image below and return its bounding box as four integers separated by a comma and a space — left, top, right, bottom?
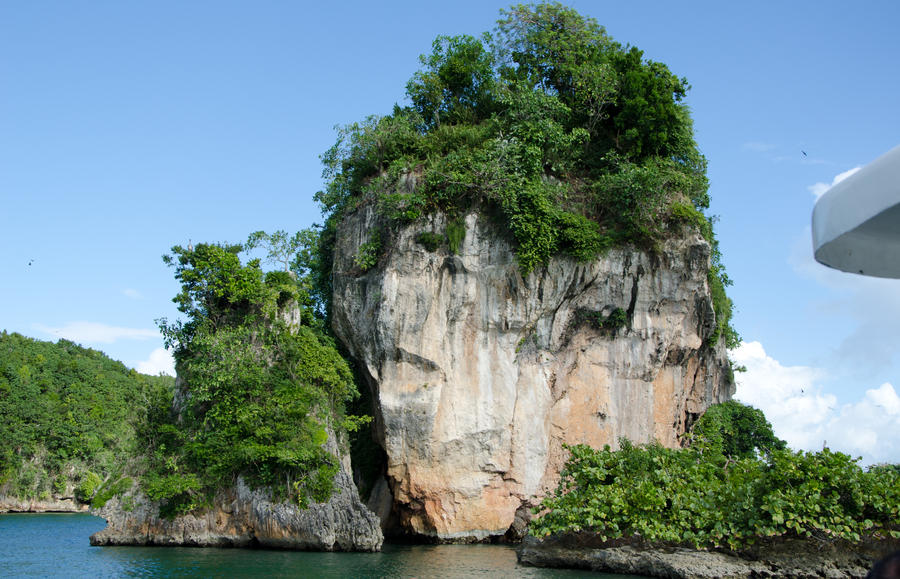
0, 331, 173, 507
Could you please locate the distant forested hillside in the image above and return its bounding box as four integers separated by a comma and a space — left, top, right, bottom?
0, 331, 173, 504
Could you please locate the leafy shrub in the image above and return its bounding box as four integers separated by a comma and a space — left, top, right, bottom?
604, 308, 628, 331
530, 441, 899, 549
354, 233, 382, 272
293, 462, 340, 509
143, 472, 203, 518
416, 231, 444, 252
446, 218, 466, 255
574, 307, 628, 334
91, 476, 133, 508
52, 473, 67, 496
75, 471, 102, 503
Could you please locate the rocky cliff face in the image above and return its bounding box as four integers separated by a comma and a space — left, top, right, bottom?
90, 448, 383, 551
93, 359, 382, 551
332, 206, 734, 540
0, 496, 88, 513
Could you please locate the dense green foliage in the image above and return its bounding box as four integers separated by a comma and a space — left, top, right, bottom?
690, 399, 786, 459
530, 403, 899, 549
148, 235, 363, 516
315, 3, 737, 346
0, 331, 173, 503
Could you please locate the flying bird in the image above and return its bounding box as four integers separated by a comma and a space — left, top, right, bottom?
27, 259, 34, 266
801, 150, 808, 157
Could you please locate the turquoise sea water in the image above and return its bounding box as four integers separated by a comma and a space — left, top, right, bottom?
0, 513, 635, 578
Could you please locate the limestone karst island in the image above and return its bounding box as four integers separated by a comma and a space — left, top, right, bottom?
2, 4, 897, 578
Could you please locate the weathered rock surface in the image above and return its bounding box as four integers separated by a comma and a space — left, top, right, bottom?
332, 207, 734, 540
517, 533, 899, 578
0, 496, 88, 513
90, 465, 383, 551
90, 295, 383, 552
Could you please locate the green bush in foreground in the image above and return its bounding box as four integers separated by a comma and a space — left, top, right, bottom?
530, 440, 900, 550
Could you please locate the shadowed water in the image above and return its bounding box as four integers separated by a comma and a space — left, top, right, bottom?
0, 513, 636, 578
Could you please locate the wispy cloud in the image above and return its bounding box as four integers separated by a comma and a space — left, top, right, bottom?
35, 321, 159, 344
733, 341, 900, 465
742, 141, 777, 153
808, 166, 861, 199
123, 288, 143, 299
135, 347, 175, 376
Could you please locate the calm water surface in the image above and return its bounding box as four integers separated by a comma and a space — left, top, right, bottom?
0, 513, 637, 578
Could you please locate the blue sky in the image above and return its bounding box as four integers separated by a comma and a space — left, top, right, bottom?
2, 1, 898, 463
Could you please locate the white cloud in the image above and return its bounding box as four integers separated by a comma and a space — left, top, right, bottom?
135, 347, 175, 376
790, 227, 900, 377
732, 341, 900, 466
732, 341, 834, 450
808, 166, 861, 199
123, 288, 143, 299
35, 321, 159, 344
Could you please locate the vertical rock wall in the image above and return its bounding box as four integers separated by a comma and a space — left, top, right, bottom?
332, 206, 734, 540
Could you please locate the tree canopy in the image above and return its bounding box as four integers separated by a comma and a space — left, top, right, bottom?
0, 331, 173, 504
316, 2, 736, 347
691, 399, 786, 460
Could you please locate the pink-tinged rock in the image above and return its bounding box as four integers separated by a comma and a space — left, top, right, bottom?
333, 206, 733, 540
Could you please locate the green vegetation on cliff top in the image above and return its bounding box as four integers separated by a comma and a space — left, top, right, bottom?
0, 331, 173, 505
316, 2, 737, 347
145, 235, 364, 516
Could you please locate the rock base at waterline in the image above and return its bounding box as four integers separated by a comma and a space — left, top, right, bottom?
0, 496, 88, 513
90, 473, 383, 552
517, 533, 900, 579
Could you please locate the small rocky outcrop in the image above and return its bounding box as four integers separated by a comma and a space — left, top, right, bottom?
332, 206, 734, 541
517, 533, 900, 578
0, 496, 88, 513
90, 461, 383, 551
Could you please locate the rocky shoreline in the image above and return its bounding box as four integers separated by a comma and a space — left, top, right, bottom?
0, 495, 88, 513
90, 472, 383, 552
517, 533, 900, 578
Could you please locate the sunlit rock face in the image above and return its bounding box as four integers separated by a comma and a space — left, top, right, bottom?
332, 206, 733, 540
